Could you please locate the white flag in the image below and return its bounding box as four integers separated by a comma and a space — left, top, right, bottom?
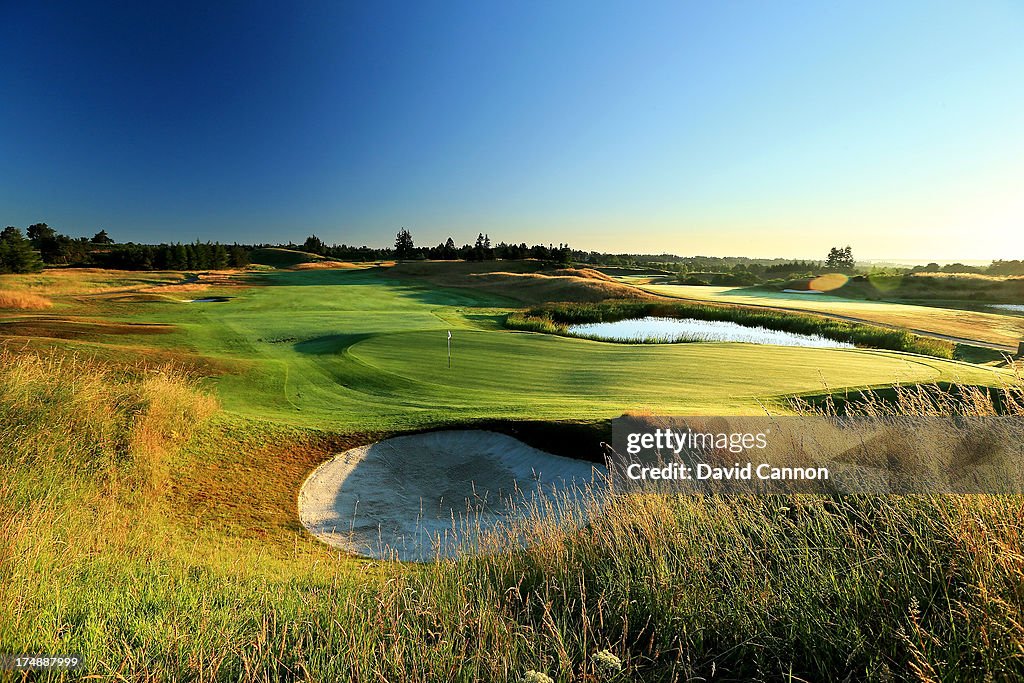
447, 330, 452, 340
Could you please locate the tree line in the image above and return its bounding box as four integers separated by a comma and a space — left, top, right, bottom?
301, 229, 572, 264
1, 223, 249, 272
3, 222, 1021, 276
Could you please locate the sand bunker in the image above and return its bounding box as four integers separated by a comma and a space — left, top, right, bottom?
299, 430, 602, 562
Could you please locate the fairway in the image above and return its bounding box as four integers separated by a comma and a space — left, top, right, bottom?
45, 267, 1000, 429
640, 283, 1024, 350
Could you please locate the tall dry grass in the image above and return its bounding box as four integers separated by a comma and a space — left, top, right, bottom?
0, 289, 52, 309
1, 347, 1022, 681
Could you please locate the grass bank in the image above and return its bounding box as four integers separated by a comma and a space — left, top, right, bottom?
3, 345, 1023, 680
507, 300, 955, 358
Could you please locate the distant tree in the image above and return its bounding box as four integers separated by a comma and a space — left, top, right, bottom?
91, 229, 114, 244
303, 234, 325, 254
394, 228, 414, 259
170, 243, 189, 270
26, 223, 56, 245
212, 243, 230, 269
27, 223, 59, 262
825, 245, 855, 271
471, 233, 495, 261
0, 226, 44, 273
228, 244, 250, 268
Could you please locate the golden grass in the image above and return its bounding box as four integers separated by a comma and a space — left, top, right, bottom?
546, 267, 617, 282
0, 289, 52, 309
2, 341, 1023, 680
912, 272, 1024, 282
0, 268, 184, 296
292, 260, 366, 270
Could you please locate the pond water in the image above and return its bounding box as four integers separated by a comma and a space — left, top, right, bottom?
188, 297, 231, 303
988, 304, 1024, 313
565, 317, 854, 348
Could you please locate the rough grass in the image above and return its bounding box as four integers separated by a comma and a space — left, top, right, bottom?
644, 283, 1024, 349
508, 300, 956, 358
385, 260, 649, 304
845, 272, 1024, 302
292, 260, 366, 270
0, 289, 52, 309
1, 346, 1022, 681
0, 268, 186, 296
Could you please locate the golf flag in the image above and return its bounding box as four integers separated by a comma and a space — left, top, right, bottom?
447, 330, 452, 368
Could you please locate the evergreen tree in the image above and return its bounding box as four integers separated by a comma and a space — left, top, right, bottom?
91, 229, 114, 244
0, 226, 45, 273
394, 228, 415, 259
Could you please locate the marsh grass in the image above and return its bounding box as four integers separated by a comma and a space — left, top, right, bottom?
2, 349, 1022, 681
508, 301, 956, 358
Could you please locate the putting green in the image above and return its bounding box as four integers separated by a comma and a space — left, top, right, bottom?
95, 267, 1000, 430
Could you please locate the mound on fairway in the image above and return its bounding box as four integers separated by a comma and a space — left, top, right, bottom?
249, 247, 325, 268
298, 430, 602, 561
385, 260, 650, 303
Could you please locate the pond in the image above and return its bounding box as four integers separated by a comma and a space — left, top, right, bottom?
565, 316, 854, 348
188, 297, 231, 303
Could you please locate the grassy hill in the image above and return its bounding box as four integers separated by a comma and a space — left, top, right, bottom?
248, 247, 327, 268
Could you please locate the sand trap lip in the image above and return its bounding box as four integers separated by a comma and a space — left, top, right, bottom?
298, 430, 603, 562
187, 296, 231, 303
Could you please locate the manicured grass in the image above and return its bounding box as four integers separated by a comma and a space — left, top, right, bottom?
640, 283, 1024, 348
45, 267, 1000, 429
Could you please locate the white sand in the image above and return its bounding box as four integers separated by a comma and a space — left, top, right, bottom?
298, 430, 603, 562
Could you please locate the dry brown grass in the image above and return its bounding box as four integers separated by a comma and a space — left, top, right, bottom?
0, 289, 52, 310
546, 267, 617, 282
167, 430, 378, 540
292, 260, 366, 270
912, 272, 1024, 282
0, 268, 184, 297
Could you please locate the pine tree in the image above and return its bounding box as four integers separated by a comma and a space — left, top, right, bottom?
0, 226, 45, 273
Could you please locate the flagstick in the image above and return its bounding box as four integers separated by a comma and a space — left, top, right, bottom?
447, 331, 451, 369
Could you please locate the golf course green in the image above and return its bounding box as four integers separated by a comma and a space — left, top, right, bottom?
99, 266, 1002, 428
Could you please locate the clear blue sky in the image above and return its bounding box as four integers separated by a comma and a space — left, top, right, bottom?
2, 1, 1022, 260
